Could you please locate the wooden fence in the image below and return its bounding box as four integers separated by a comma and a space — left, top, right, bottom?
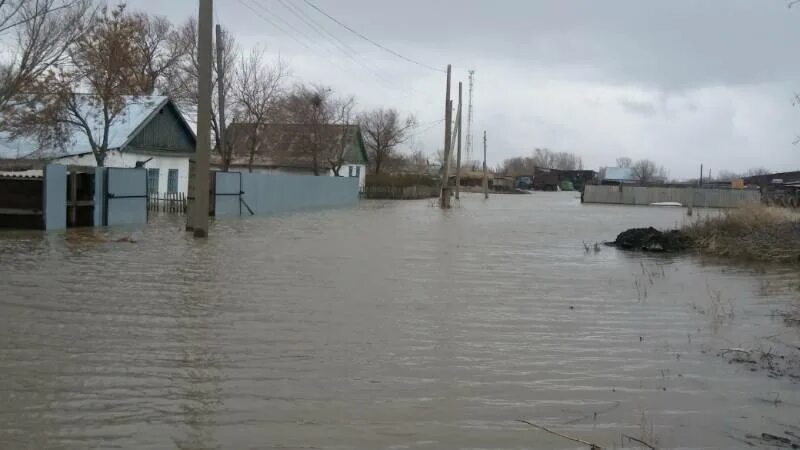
363, 184, 439, 200
148, 192, 186, 213
583, 185, 761, 208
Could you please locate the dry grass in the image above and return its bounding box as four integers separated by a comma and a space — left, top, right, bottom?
682, 203, 800, 263
365, 173, 439, 187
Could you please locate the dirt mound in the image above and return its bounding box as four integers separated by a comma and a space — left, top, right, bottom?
611, 227, 690, 252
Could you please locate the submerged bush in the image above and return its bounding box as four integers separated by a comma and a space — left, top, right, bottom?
365, 173, 439, 187
683, 203, 800, 263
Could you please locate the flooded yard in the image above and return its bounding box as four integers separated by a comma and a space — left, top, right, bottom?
0, 192, 798, 449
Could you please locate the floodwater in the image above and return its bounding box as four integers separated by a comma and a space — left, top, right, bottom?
0, 193, 798, 449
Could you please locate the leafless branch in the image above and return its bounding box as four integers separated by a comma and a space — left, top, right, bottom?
516, 420, 603, 449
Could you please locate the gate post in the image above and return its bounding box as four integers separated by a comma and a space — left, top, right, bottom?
43, 164, 66, 230
93, 168, 105, 226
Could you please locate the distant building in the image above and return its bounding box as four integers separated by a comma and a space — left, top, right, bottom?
599, 167, 639, 185
557, 169, 598, 191
0, 95, 196, 196
219, 123, 369, 192
742, 170, 800, 205
530, 167, 598, 191
742, 170, 800, 191
532, 167, 560, 191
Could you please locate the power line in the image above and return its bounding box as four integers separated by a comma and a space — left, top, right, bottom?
238, 0, 416, 103
238, 0, 315, 53
407, 118, 444, 138
302, 0, 444, 73
245, 0, 319, 51
274, 0, 403, 94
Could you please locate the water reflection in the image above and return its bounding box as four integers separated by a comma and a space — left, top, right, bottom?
0, 194, 797, 449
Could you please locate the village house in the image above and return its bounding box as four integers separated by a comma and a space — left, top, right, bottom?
0, 95, 196, 196
217, 123, 369, 192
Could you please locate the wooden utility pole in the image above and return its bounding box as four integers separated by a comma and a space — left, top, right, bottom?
455, 82, 463, 200
216, 24, 228, 171
440, 64, 452, 209
187, 0, 213, 237
699, 163, 703, 187
482, 131, 488, 199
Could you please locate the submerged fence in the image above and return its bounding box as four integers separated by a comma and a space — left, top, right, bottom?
583, 185, 760, 208
148, 192, 186, 213
362, 184, 439, 199
213, 172, 359, 217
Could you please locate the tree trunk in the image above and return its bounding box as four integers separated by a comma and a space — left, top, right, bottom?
94, 149, 106, 167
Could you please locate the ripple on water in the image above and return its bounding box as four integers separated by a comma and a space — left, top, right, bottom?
0, 194, 798, 449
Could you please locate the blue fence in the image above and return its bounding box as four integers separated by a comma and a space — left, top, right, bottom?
214, 172, 359, 217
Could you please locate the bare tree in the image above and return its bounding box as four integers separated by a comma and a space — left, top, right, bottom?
745, 167, 771, 177
358, 108, 416, 174
4, 4, 149, 166
405, 150, 431, 173
231, 49, 288, 172
164, 17, 238, 162
500, 156, 535, 176
326, 97, 356, 176
632, 159, 668, 184
130, 12, 188, 94
0, 0, 92, 116
616, 156, 633, 168
531, 148, 583, 170
281, 84, 356, 176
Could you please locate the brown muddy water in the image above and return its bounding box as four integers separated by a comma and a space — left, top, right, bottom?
0, 193, 798, 449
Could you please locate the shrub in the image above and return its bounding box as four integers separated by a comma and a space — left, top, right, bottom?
682, 203, 800, 263
365, 173, 439, 187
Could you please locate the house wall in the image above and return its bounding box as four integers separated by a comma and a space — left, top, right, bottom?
55, 150, 190, 195
331, 164, 366, 192
128, 103, 195, 153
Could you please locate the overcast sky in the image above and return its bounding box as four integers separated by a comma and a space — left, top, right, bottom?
126, 0, 800, 178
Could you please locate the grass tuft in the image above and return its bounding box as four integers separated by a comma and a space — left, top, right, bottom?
682, 203, 800, 264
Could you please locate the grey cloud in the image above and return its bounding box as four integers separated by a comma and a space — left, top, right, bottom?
619, 99, 658, 117
123, 0, 800, 177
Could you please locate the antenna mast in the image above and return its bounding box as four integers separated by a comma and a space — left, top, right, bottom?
465, 70, 475, 162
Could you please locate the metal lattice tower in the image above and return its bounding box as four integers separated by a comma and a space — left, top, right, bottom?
465, 70, 475, 162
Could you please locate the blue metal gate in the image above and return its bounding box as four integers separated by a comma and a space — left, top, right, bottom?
104, 168, 148, 226
214, 171, 243, 216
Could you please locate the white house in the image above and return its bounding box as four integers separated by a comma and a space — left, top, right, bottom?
0, 95, 196, 196
218, 123, 369, 192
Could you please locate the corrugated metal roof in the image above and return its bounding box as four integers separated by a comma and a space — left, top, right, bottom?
0, 169, 43, 179
220, 123, 368, 169
0, 95, 169, 159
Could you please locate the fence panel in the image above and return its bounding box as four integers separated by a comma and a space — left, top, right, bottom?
584, 185, 760, 208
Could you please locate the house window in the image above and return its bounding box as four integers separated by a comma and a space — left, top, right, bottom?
354, 166, 361, 177
348, 166, 353, 177
167, 169, 178, 193
147, 168, 160, 194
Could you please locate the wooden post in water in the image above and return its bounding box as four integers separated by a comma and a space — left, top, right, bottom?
216, 24, 228, 172
482, 131, 488, 199
455, 82, 463, 200
190, 0, 213, 237
687, 187, 694, 216
440, 64, 452, 209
